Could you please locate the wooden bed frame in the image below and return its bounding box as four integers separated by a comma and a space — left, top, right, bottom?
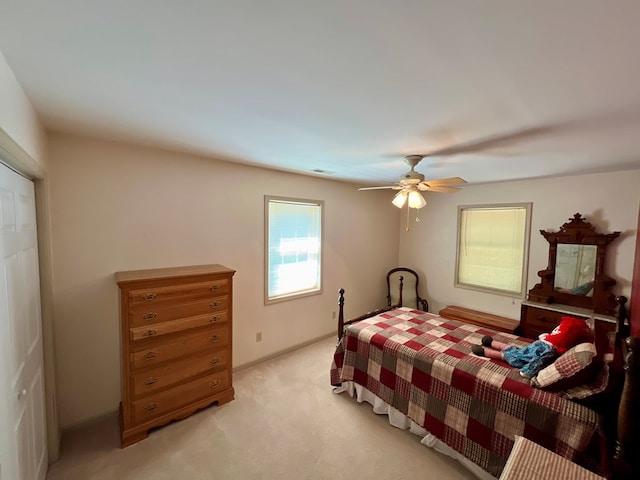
335, 288, 639, 480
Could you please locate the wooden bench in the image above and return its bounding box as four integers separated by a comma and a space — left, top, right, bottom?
438, 305, 519, 333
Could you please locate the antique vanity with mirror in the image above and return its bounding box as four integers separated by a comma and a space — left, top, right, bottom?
519, 213, 627, 357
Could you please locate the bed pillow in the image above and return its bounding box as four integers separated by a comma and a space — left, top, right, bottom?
531, 342, 601, 393
560, 363, 609, 400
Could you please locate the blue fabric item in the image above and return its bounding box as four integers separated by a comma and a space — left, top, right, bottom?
502, 340, 559, 378
570, 281, 593, 296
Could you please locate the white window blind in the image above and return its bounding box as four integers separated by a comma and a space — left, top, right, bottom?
456, 204, 531, 296
265, 196, 323, 304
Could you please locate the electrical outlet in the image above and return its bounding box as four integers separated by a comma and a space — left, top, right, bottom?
256, 332, 262, 343
332, 311, 336, 319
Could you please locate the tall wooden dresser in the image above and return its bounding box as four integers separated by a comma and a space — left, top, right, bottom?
115, 264, 235, 447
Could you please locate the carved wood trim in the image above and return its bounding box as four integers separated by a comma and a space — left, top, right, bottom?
613, 337, 640, 479
527, 213, 621, 315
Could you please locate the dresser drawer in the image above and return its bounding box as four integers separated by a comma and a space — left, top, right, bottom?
518, 307, 566, 340
129, 310, 228, 341
129, 295, 230, 327
130, 326, 229, 370
128, 279, 229, 307
131, 348, 229, 398
133, 370, 230, 424
523, 307, 565, 337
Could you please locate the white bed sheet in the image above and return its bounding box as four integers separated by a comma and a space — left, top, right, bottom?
334, 381, 498, 480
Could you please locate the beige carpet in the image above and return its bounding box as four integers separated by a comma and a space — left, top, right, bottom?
46, 337, 477, 480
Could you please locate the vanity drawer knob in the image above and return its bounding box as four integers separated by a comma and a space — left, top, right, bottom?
209, 380, 220, 389
210, 315, 221, 323
210, 285, 220, 292
209, 335, 220, 343
143, 312, 157, 321
144, 403, 158, 412
144, 352, 156, 360
142, 293, 157, 301
210, 301, 221, 308
144, 377, 158, 387
143, 330, 157, 337
210, 358, 220, 366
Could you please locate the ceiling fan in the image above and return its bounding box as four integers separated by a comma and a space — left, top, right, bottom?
359, 155, 466, 209
359, 125, 561, 209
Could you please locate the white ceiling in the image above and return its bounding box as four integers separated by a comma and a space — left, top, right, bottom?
2, 1, 640, 186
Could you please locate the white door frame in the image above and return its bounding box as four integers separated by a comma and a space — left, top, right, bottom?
0, 127, 60, 463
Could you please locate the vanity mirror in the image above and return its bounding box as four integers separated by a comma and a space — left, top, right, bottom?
553, 244, 597, 295
527, 213, 620, 315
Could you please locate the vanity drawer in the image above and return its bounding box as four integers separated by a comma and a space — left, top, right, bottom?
521, 307, 567, 339
128, 279, 229, 307
129, 295, 229, 327
133, 371, 230, 423
130, 326, 229, 370
129, 310, 228, 341
131, 348, 228, 398
525, 307, 564, 329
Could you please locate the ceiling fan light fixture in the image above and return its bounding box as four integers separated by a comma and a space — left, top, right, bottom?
392, 191, 407, 208
408, 190, 427, 209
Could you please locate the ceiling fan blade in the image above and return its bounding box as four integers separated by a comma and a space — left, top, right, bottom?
421, 126, 553, 158
424, 176, 467, 186
358, 185, 400, 191
419, 185, 462, 193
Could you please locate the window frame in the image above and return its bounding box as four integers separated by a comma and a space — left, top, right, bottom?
264, 195, 324, 305
454, 202, 532, 298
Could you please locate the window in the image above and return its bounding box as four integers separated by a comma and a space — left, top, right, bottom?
265, 196, 323, 304
455, 203, 532, 297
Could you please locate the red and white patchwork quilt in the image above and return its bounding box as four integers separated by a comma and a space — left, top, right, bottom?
330, 308, 601, 477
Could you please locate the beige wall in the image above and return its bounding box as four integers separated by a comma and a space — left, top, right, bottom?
47, 132, 400, 428
42, 129, 640, 430
400, 170, 640, 319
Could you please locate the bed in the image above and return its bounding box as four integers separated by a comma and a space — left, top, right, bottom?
330, 289, 639, 479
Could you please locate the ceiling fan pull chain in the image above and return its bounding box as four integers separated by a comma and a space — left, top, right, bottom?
406, 203, 410, 232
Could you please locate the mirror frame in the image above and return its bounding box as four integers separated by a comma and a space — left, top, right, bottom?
527, 213, 620, 315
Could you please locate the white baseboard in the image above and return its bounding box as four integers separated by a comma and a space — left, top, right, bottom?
233, 332, 335, 372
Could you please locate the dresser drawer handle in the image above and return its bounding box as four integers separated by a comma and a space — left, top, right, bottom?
210, 285, 220, 292
210, 315, 221, 323
210, 358, 220, 366
143, 330, 157, 337
144, 377, 158, 387
210, 301, 221, 308
209, 335, 220, 343
209, 380, 220, 389
142, 293, 157, 301
144, 403, 158, 412
143, 312, 157, 321
144, 352, 156, 360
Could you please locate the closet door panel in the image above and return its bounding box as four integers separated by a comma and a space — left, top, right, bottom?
0, 164, 47, 480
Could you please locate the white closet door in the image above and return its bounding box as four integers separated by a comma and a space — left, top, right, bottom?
0, 163, 47, 480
